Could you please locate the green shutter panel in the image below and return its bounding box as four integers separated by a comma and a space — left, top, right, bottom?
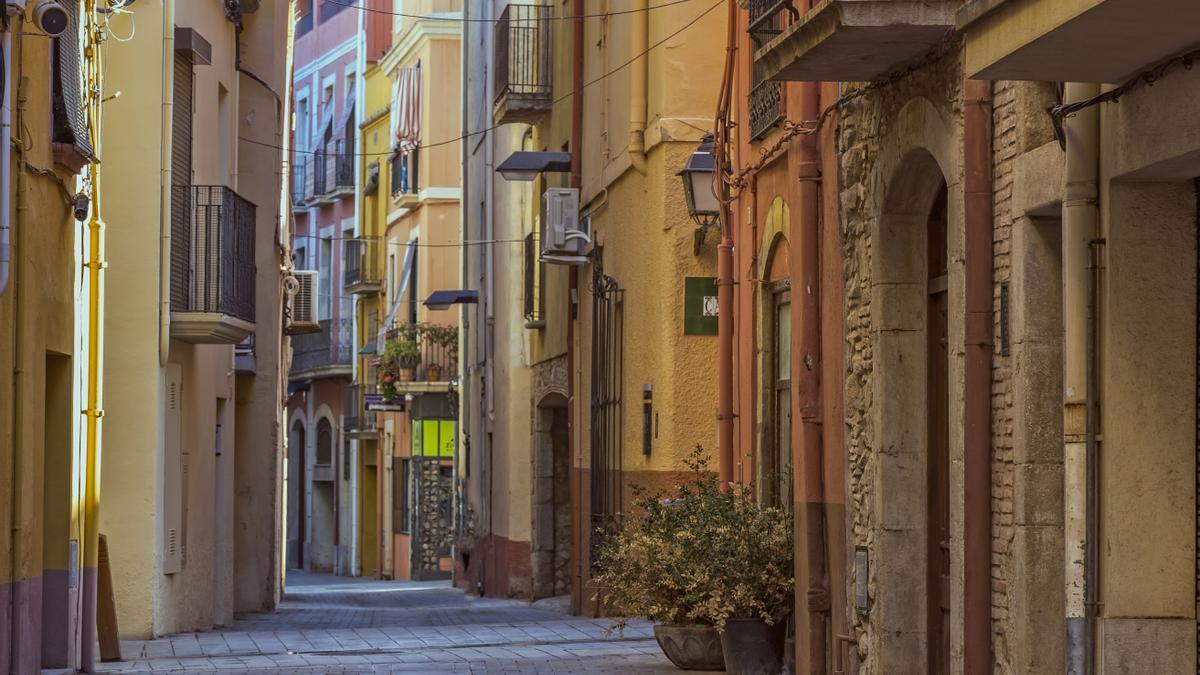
51, 1, 95, 160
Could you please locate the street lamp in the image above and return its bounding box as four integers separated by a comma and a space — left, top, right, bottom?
677, 133, 720, 254
496, 151, 572, 182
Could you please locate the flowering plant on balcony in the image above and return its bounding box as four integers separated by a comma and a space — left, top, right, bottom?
422, 323, 459, 363
378, 323, 422, 400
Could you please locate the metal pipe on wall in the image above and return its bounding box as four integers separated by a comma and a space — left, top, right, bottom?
794, 47, 829, 673
713, 0, 737, 486
627, 0, 648, 175
569, 0, 585, 613
1062, 81, 1100, 675
158, 0, 175, 365
0, 18, 12, 297
962, 77, 994, 674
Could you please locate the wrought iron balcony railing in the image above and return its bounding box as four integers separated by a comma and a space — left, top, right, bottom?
291, 156, 308, 206
343, 383, 379, 436
748, 0, 797, 46
344, 237, 384, 293
312, 152, 328, 197
749, 78, 785, 141
290, 318, 354, 376
334, 151, 355, 191
377, 323, 458, 400
494, 4, 553, 124
170, 185, 257, 324
390, 151, 418, 197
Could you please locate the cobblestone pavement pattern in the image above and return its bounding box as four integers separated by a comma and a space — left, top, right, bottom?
94, 572, 681, 674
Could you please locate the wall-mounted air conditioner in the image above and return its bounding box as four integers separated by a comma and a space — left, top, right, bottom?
285, 270, 321, 335
541, 187, 589, 266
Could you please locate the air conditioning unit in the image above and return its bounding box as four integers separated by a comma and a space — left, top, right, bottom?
285, 270, 321, 335
541, 187, 589, 266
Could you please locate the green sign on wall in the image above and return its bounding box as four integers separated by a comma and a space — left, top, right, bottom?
412, 420, 456, 458
684, 276, 719, 336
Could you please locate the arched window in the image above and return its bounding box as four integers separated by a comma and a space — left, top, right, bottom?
316, 418, 333, 466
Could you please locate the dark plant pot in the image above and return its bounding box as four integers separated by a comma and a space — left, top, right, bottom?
719, 619, 785, 675
653, 624, 725, 671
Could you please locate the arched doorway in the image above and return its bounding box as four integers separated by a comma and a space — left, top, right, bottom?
288, 419, 306, 569
310, 417, 336, 572
532, 393, 570, 599
872, 147, 953, 674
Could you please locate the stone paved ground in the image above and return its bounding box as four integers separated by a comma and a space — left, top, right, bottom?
95, 572, 683, 674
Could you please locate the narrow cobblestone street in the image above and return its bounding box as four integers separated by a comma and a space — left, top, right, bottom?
95, 573, 677, 674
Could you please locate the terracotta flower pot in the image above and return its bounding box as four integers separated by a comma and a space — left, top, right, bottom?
719, 618, 785, 675
653, 624, 724, 671
399, 367, 415, 382
426, 363, 443, 381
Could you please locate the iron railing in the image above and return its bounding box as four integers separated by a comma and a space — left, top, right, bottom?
290, 318, 353, 375
747, 0, 796, 45
291, 156, 308, 205
749, 77, 784, 140
170, 185, 256, 323
589, 264, 624, 565
390, 151, 418, 196
344, 237, 384, 290
343, 383, 379, 435
312, 152, 328, 196
380, 323, 458, 388
494, 4, 553, 115
334, 151, 355, 190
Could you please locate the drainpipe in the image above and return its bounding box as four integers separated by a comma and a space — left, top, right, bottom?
1062, 81, 1100, 675
0, 16, 11, 298
159, 0, 175, 366
627, 0, 648, 175
713, 0, 737, 486
795, 66, 828, 674
459, 0, 471, 587
6, 9, 22, 667
569, 0, 584, 612
963, 77, 994, 674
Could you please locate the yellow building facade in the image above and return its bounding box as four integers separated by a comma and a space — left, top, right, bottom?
100, 0, 291, 639
0, 1, 104, 671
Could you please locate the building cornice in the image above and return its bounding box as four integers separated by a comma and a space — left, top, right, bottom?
294, 35, 358, 83
378, 17, 462, 75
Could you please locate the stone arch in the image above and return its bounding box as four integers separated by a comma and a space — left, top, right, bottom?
757, 196, 790, 281
308, 406, 338, 572
869, 144, 955, 672
754, 197, 792, 502
531, 391, 570, 599
287, 413, 308, 569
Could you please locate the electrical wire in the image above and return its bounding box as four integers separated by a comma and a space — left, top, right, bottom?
240, 0, 723, 159
291, 232, 525, 247
320, 0, 701, 22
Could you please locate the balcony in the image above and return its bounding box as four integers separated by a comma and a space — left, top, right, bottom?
749, 63, 785, 141
291, 157, 309, 211
325, 149, 355, 199
390, 151, 419, 206
170, 185, 257, 344
343, 384, 379, 439
311, 152, 328, 201
959, 0, 1200, 82
493, 4, 553, 125
344, 237, 384, 295
752, 0, 958, 82
289, 318, 353, 380
376, 323, 458, 399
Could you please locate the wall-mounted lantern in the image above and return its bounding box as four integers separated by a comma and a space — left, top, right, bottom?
677, 133, 720, 255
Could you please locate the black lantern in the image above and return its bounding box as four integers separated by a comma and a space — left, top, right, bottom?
677, 133, 719, 254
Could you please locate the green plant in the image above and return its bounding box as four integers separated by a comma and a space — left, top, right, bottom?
423, 323, 459, 362
592, 447, 793, 631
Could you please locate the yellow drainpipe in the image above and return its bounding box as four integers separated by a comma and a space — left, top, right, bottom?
627, 0, 648, 175
159, 0, 175, 365
81, 1, 105, 670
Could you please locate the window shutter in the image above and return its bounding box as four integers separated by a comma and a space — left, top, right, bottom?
51, 0, 96, 160
170, 51, 195, 311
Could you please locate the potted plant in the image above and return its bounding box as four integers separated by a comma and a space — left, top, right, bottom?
593, 447, 793, 674
422, 324, 458, 382
383, 323, 422, 382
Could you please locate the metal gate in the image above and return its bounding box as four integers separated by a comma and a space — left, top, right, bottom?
589, 263, 624, 563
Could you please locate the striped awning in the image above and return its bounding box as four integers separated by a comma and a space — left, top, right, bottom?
391, 64, 421, 154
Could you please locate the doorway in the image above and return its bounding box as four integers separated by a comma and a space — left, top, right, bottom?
532, 394, 570, 599
288, 419, 306, 569
926, 183, 950, 675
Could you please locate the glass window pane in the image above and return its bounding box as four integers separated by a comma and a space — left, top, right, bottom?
776, 299, 791, 381
776, 388, 791, 508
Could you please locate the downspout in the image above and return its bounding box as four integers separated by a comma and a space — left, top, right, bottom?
0, 13, 11, 297
159, 0, 175, 366
1062, 81, 1100, 675
627, 0, 648, 175
963, 77, 994, 674
569, 0, 584, 613
6, 9, 22, 667
713, 0, 737, 485
82, 2, 106, 668
796, 66, 828, 675
459, 0, 471, 587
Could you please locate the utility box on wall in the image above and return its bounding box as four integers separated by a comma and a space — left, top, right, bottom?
683, 277, 719, 336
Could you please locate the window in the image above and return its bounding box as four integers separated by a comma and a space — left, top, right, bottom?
339, 221, 354, 320
316, 418, 333, 465
342, 437, 351, 480
407, 238, 419, 325
393, 457, 411, 534
320, 0, 356, 20
767, 284, 792, 509
293, 243, 307, 271
296, 94, 310, 151
297, 0, 314, 36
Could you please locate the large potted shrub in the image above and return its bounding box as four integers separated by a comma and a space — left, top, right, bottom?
593, 447, 794, 672
384, 323, 422, 382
